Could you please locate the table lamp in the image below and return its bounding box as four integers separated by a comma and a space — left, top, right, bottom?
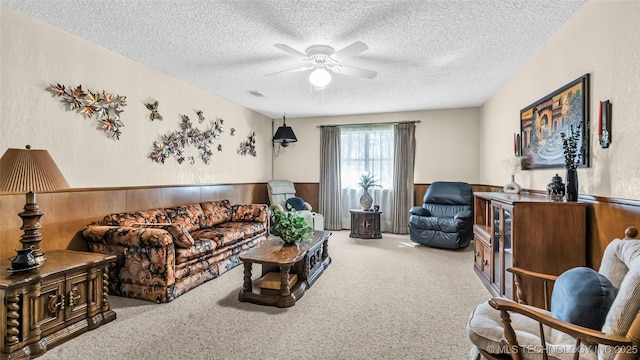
0, 145, 70, 264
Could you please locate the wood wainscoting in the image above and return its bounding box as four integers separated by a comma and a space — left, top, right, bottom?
3, 181, 638, 271
296, 182, 640, 270
0, 183, 268, 262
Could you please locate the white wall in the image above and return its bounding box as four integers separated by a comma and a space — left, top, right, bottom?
0, 6, 272, 188
481, 0, 640, 199
272, 108, 481, 184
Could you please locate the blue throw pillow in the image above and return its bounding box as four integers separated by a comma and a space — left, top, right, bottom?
551, 267, 617, 330
285, 197, 305, 211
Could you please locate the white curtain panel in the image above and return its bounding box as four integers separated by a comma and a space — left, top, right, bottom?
340, 187, 392, 231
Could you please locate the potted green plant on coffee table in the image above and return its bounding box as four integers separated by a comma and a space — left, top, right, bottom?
271, 209, 314, 246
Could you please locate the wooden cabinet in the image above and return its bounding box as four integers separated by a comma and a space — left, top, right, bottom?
1, 250, 116, 359
473, 192, 586, 309
349, 210, 382, 239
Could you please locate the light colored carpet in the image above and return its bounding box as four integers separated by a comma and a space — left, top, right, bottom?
40, 231, 490, 360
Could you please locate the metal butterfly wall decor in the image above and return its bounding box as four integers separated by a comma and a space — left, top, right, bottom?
145, 101, 163, 121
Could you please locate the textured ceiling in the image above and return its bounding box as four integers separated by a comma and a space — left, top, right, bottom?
2, 0, 585, 119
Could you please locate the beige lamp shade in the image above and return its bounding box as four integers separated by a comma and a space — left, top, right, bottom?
0, 145, 70, 192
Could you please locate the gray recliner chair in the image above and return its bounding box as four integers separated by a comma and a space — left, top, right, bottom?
267, 180, 323, 230
408, 181, 473, 249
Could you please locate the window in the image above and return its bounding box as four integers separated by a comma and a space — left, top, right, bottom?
340, 124, 394, 189
339, 124, 394, 232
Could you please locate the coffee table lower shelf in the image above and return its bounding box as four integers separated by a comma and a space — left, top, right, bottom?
239, 272, 308, 308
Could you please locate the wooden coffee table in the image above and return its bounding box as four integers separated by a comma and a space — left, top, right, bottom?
238, 230, 331, 307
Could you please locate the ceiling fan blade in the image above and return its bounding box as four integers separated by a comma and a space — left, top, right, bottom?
264, 65, 315, 77
333, 41, 369, 59
331, 65, 377, 79
273, 44, 307, 58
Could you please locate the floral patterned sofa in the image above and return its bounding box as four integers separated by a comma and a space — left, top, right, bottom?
82, 200, 269, 303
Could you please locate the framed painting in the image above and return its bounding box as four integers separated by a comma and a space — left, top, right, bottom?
520, 74, 590, 170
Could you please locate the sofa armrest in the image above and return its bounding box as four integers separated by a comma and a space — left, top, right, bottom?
82, 225, 174, 248
232, 204, 270, 223
409, 206, 430, 216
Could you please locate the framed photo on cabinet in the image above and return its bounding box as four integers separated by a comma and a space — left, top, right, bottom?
519, 74, 590, 170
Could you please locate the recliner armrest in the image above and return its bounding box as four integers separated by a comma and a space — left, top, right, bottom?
270, 204, 285, 212
454, 209, 472, 220
303, 202, 313, 211
409, 206, 430, 216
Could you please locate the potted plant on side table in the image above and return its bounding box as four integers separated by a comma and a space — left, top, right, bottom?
357, 173, 380, 210
271, 209, 314, 246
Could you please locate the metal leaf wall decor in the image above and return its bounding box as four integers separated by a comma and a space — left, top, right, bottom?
150, 114, 224, 165
47, 83, 127, 139
237, 131, 257, 157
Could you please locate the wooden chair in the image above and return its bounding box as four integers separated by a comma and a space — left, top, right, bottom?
467, 226, 640, 360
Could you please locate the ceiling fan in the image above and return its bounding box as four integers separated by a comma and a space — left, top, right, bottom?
265, 41, 377, 90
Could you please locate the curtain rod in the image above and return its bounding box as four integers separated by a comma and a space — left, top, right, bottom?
316, 120, 421, 128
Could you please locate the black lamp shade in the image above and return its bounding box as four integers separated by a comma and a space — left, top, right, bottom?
273, 125, 297, 147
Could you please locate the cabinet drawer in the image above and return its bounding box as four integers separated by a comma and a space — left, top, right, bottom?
474, 236, 491, 281
482, 243, 492, 279
473, 238, 484, 271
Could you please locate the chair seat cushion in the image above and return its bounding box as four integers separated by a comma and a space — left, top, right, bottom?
285, 197, 305, 211
551, 267, 617, 330
467, 299, 598, 360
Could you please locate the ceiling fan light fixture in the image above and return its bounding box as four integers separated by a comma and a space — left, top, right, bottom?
309, 67, 332, 88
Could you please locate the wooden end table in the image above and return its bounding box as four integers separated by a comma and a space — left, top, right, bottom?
1, 250, 116, 359
238, 230, 331, 307
350, 209, 382, 239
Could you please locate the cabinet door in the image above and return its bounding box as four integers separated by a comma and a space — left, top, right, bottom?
503, 207, 513, 299
36, 276, 66, 335
491, 205, 502, 295
490, 203, 514, 299
65, 271, 89, 325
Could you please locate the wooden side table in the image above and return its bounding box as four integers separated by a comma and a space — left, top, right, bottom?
1, 250, 116, 359
350, 209, 382, 239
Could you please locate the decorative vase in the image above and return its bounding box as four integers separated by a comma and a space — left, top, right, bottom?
11, 246, 36, 270
566, 169, 579, 202
546, 173, 565, 201
360, 188, 373, 210
503, 175, 521, 194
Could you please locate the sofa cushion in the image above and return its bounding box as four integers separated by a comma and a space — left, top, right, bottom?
164, 203, 206, 232
132, 223, 195, 248
551, 267, 617, 330
190, 222, 267, 248
285, 197, 305, 211
232, 204, 269, 223
200, 200, 232, 227
102, 208, 170, 226
166, 224, 196, 248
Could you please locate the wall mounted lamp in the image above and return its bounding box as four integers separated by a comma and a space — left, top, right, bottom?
272, 115, 297, 148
